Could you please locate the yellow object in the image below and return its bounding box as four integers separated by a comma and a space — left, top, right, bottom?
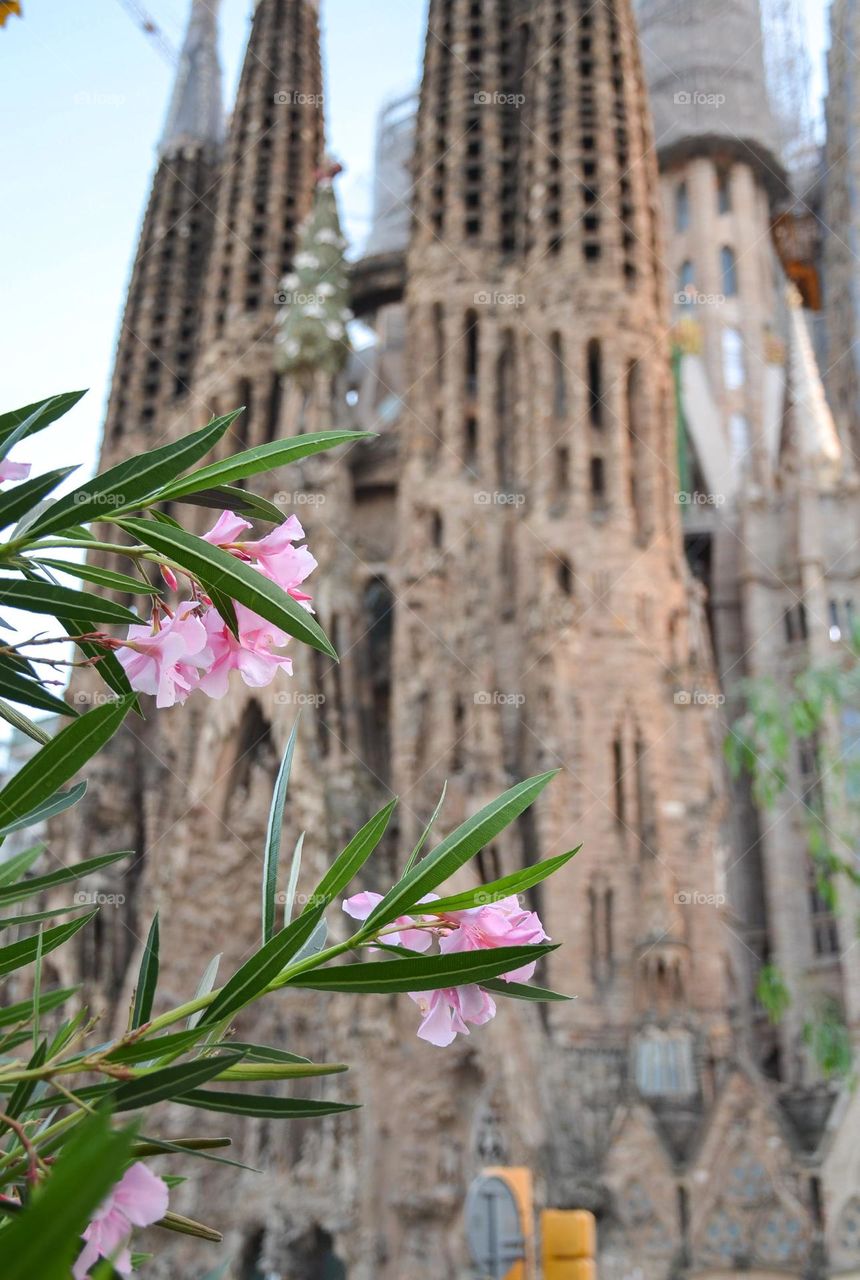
483, 1167, 534, 1280
541, 1209, 597, 1280
0, 1, 22, 28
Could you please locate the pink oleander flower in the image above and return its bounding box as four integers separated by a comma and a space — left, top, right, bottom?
116, 601, 212, 708
440, 895, 549, 982
0, 458, 31, 484
203, 511, 317, 610
196, 603, 293, 698
342, 890, 434, 952
409, 985, 497, 1047
73, 1161, 168, 1280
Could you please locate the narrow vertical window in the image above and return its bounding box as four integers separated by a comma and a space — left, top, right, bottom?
678, 259, 695, 304
717, 170, 731, 214
496, 329, 516, 489
720, 245, 739, 297
265, 374, 282, 444
551, 331, 567, 418
464, 414, 478, 469
236, 378, 253, 449
587, 339, 603, 427
590, 456, 606, 508
613, 734, 625, 827
675, 181, 690, 231
464, 310, 479, 398
433, 302, 445, 385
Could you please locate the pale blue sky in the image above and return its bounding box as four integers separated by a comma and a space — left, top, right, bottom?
0, 0, 829, 483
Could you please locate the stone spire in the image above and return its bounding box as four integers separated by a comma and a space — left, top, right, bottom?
785, 285, 843, 483
159, 0, 224, 158
635, 0, 785, 191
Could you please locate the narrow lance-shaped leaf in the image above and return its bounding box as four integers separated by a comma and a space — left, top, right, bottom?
283, 831, 305, 925
426, 845, 581, 915
0, 390, 87, 453
482, 978, 573, 1002
33, 558, 160, 596
116, 517, 337, 659
0, 1109, 135, 1280
262, 718, 299, 945
402, 782, 447, 876
188, 954, 221, 1029
0, 698, 52, 746
0, 467, 77, 531
0, 910, 97, 978
289, 943, 558, 994
363, 771, 559, 934
0, 987, 77, 1030
176, 1091, 359, 1120
0, 578, 141, 625
131, 911, 160, 1029
0, 662, 78, 718
152, 430, 371, 502
0, 781, 87, 839
21, 410, 242, 538
0, 695, 134, 827
307, 798, 397, 912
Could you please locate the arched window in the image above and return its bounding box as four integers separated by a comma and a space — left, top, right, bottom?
557, 556, 574, 596
720, 245, 739, 296
717, 169, 731, 214
432, 302, 445, 385
464, 414, 478, 468
550, 331, 567, 419
626, 360, 647, 539
464, 310, 479, 397
675, 181, 690, 231
678, 260, 695, 304
589, 456, 606, 509
430, 510, 443, 548
587, 339, 603, 427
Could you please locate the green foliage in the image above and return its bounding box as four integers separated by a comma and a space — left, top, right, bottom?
0, 392, 575, 1276
755, 964, 791, 1025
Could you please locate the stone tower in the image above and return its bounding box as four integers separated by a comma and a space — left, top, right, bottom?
55, 1, 860, 1277
824, 0, 860, 462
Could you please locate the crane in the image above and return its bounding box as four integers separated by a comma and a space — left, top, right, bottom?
113, 0, 178, 65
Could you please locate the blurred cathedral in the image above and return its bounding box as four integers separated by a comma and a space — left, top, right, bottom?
52, 0, 860, 1276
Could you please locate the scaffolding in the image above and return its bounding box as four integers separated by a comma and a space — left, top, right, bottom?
114, 0, 177, 64
760, 0, 819, 175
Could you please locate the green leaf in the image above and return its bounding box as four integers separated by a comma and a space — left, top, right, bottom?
482, 978, 573, 1002
158, 1210, 222, 1243
174, 486, 287, 526
0, 848, 131, 910
215, 1060, 347, 1082
33, 559, 159, 596
262, 718, 299, 945
403, 782, 447, 875
0, 467, 77, 530
153, 430, 370, 502
309, 799, 397, 910
0, 904, 87, 930
105, 1027, 212, 1065
363, 772, 559, 933
0, 781, 87, 838
131, 911, 160, 1029
188, 954, 221, 1029
214, 1042, 311, 1065
0, 1108, 135, 1280
0, 695, 134, 828
103, 1054, 245, 1113
0, 698, 52, 745
0, 987, 78, 1030
4, 1040, 47, 1117
177, 1090, 359, 1119
289, 943, 557, 994
21, 411, 241, 539
427, 846, 581, 914
0, 391, 87, 453
0, 844, 44, 886
283, 831, 305, 925
116, 518, 337, 659
0, 578, 140, 625
201, 908, 328, 1027
0, 910, 97, 977
0, 661, 76, 718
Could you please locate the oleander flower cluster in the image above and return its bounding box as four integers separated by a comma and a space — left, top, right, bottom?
115, 511, 317, 708
74, 1162, 169, 1279
343, 891, 549, 1047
